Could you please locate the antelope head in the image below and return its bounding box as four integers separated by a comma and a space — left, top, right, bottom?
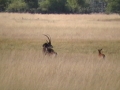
98, 49, 105, 59
98, 49, 102, 53
43, 34, 53, 48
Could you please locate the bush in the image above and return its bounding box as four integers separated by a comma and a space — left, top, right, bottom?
6, 0, 27, 12
39, 0, 50, 13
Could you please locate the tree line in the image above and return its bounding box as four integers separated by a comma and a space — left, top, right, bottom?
0, 0, 120, 14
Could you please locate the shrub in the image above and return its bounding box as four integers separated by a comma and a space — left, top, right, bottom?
6, 0, 27, 12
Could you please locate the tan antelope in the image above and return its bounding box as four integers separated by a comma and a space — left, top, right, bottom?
98, 49, 105, 59
42, 34, 57, 56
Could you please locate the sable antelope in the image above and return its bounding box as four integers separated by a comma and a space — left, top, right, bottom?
42, 34, 57, 56
98, 49, 105, 59
45, 48, 57, 56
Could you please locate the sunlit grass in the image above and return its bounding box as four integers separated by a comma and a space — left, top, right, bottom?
0, 49, 120, 90
0, 13, 120, 90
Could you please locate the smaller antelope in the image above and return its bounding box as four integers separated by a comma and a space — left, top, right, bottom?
98, 49, 105, 59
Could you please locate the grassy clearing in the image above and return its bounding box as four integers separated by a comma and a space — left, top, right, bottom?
0, 13, 120, 90
0, 48, 120, 90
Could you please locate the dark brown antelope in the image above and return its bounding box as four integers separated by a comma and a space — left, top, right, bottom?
45, 48, 57, 56
42, 34, 57, 56
98, 49, 105, 59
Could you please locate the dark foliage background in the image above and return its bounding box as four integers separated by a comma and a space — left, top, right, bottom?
0, 0, 119, 14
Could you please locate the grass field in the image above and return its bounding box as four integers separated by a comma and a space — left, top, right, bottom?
0, 13, 120, 90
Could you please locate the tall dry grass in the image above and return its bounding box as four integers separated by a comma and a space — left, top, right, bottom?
0, 13, 120, 40
0, 13, 120, 90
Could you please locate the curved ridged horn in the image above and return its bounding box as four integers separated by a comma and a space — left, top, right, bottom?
43, 34, 51, 44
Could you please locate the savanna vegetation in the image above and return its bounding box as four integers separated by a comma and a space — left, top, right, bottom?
0, 13, 120, 90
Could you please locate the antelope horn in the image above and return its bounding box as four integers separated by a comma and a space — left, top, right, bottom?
43, 34, 51, 44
